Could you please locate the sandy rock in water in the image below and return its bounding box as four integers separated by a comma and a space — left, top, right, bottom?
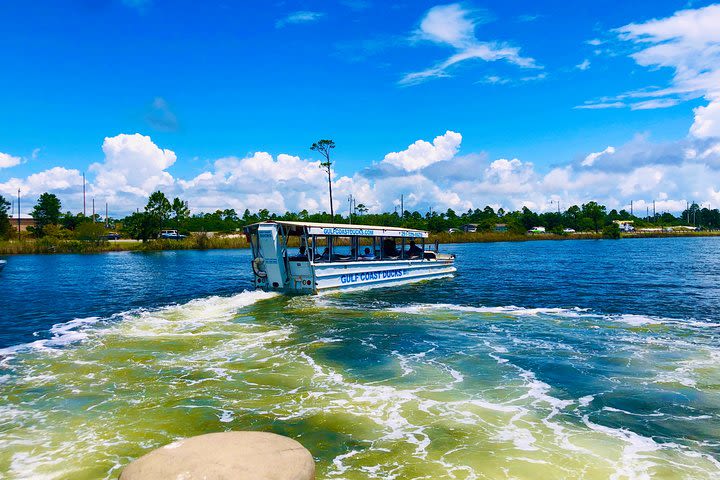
120, 431, 315, 480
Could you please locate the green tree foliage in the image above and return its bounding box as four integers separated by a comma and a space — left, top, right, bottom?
122, 212, 162, 242
581, 201, 607, 233
310, 139, 336, 220
75, 222, 107, 244
145, 191, 172, 223
171, 197, 190, 231
602, 222, 621, 239
30, 193, 62, 237
60, 211, 88, 231
0, 195, 12, 239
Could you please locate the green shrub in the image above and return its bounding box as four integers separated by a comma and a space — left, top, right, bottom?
602, 223, 621, 239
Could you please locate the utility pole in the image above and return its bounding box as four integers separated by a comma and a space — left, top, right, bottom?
550, 200, 560, 214
347, 194, 353, 224
83, 172, 86, 217
653, 200, 656, 221
17, 189, 20, 241
400, 194, 404, 221
105, 202, 109, 228
92, 198, 95, 223
630, 200, 633, 216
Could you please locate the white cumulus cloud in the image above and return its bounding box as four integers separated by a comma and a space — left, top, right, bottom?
91, 133, 176, 199
400, 4, 538, 85
0, 152, 22, 169
581, 146, 615, 167
382, 131, 462, 172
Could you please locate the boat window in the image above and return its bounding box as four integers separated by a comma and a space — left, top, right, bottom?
382, 238, 400, 259
289, 238, 310, 261
311, 236, 329, 262
357, 237, 377, 260
248, 232, 259, 257
404, 238, 424, 260
330, 236, 354, 261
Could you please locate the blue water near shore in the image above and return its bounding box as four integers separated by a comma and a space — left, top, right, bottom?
1, 237, 720, 479
1, 238, 717, 348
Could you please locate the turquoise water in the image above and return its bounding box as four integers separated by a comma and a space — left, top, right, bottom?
1, 238, 719, 478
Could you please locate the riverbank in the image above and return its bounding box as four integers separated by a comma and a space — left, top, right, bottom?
0, 235, 249, 255
1, 230, 718, 255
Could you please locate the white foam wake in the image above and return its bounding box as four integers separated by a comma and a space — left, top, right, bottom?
0, 290, 278, 360
387, 302, 720, 331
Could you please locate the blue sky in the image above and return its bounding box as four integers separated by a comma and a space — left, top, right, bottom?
1, 1, 720, 215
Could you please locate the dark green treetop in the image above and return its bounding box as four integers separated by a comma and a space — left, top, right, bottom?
31, 192, 62, 236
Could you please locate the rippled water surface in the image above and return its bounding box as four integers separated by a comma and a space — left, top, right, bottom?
1, 238, 719, 479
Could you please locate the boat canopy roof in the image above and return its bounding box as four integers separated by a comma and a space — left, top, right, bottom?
244, 221, 428, 239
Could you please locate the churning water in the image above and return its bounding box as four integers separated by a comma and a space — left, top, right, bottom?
1, 238, 719, 479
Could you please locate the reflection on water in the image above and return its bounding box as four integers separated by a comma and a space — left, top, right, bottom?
1, 238, 719, 479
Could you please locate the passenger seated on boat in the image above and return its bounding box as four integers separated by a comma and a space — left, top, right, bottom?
406, 240, 423, 259
335, 247, 355, 261
289, 245, 308, 260
382, 239, 399, 258
359, 247, 375, 260
319, 247, 330, 261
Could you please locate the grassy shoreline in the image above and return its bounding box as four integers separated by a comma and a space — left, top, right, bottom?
1, 230, 719, 255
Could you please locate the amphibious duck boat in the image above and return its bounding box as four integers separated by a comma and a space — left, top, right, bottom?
244, 221, 456, 294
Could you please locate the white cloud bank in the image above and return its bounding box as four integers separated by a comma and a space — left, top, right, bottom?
400, 4, 539, 85
3, 129, 720, 217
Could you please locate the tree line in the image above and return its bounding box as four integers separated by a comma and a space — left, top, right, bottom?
1, 191, 718, 242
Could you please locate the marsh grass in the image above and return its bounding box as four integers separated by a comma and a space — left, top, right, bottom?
2, 230, 718, 255
0, 234, 250, 255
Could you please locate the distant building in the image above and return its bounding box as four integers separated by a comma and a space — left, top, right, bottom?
460, 224, 478, 233
12, 214, 36, 232
494, 223, 508, 232
613, 220, 635, 232
528, 226, 546, 234
563, 228, 576, 234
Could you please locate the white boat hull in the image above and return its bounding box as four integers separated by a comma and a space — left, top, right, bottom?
255, 257, 456, 294
313, 259, 455, 293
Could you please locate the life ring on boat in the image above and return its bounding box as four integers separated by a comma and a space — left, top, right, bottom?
252, 257, 267, 278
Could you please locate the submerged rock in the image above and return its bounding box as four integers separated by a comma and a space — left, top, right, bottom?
120, 431, 314, 480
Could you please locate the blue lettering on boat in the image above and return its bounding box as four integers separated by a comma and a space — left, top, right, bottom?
323, 227, 375, 236
340, 269, 404, 284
